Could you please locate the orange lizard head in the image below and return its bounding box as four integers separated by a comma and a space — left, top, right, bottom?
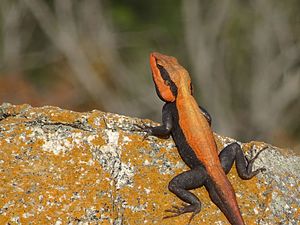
149, 52, 192, 102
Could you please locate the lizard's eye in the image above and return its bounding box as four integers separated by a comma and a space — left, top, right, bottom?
164, 80, 171, 86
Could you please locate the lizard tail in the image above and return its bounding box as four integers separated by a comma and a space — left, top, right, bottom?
206, 167, 245, 225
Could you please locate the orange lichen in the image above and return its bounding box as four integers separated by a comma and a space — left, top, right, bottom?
0, 114, 113, 224
47, 110, 83, 124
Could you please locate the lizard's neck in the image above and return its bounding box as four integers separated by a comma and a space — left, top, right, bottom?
177, 85, 192, 101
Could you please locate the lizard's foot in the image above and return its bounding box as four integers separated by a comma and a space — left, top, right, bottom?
132, 122, 153, 140
245, 146, 268, 178
163, 203, 201, 224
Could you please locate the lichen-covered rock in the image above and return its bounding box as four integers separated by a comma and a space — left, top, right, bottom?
0, 103, 299, 225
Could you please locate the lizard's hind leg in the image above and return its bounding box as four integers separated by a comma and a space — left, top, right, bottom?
219, 142, 267, 179
164, 166, 208, 223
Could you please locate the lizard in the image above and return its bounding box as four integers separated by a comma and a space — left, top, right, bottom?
137, 52, 266, 225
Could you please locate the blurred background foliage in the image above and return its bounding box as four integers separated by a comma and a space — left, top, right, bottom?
0, 0, 299, 151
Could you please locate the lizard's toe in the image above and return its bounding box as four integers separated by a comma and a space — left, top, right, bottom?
163, 202, 201, 224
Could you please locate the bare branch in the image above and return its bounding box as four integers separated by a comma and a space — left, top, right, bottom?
1, 1, 24, 72
22, 0, 129, 111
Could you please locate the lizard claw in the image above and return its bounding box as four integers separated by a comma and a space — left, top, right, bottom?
132, 122, 153, 140
163, 202, 201, 224
164, 203, 189, 214
246, 146, 268, 177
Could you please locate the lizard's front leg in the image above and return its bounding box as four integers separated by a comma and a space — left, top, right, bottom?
135, 103, 173, 139
199, 105, 212, 126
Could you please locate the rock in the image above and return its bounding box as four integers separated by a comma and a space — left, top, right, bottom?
0, 103, 299, 225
